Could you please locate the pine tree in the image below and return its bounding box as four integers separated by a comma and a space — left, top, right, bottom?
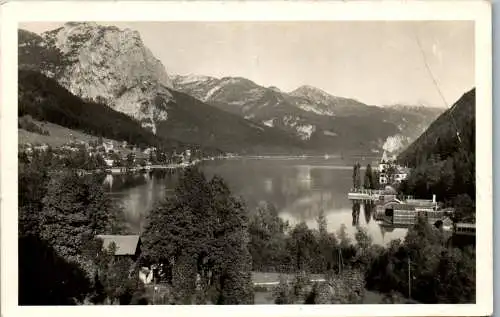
352, 163, 358, 189
356, 163, 362, 188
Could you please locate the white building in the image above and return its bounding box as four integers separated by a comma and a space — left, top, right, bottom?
379, 173, 388, 185
103, 141, 114, 153
394, 167, 409, 183
104, 159, 114, 167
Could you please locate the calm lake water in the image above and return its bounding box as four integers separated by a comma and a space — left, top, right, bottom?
103, 157, 407, 245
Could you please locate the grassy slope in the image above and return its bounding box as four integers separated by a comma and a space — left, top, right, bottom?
19, 120, 138, 157
19, 120, 104, 147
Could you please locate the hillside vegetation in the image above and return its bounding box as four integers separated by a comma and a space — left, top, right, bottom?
158, 89, 307, 154
18, 69, 184, 150
398, 88, 475, 218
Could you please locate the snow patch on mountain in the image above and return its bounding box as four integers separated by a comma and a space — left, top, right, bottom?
282, 115, 315, 140
172, 74, 214, 85
298, 103, 335, 116
296, 124, 316, 140
204, 85, 223, 101
323, 130, 338, 137
262, 119, 275, 127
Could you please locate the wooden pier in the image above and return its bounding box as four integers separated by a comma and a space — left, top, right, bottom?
347, 189, 384, 201
454, 222, 475, 236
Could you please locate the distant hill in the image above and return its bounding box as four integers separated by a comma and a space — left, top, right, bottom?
398, 88, 475, 202
156, 88, 307, 154
398, 89, 475, 167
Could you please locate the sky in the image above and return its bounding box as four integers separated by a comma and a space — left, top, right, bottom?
20, 21, 474, 107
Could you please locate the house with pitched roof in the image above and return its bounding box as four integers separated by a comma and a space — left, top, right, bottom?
96, 234, 142, 261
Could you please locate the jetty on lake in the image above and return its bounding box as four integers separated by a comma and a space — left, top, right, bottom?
347, 188, 385, 201
105, 161, 199, 175
454, 222, 476, 236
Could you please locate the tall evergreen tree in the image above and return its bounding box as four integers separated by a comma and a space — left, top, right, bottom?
364, 164, 374, 189
352, 163, 362, 189
141, 167, 253, 304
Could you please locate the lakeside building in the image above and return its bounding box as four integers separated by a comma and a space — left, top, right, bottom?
375, 195, 453, 227
103, 141, 114, 153
377, 151, 410, 185
104, 159, 114, 167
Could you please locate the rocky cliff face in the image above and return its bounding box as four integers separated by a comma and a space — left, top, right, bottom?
37, 22, 173, 134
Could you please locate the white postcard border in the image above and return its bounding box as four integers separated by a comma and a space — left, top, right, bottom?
0, 1, 492, 316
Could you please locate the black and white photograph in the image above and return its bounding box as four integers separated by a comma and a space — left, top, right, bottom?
0, 1, 493, 316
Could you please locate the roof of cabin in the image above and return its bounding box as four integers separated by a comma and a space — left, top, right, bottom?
96, 235, 141, 255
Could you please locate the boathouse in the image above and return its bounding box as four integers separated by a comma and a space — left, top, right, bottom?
375, 195, 451, 226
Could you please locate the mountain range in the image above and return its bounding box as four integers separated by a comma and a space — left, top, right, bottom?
19, 22, 445, 155
172, 74, 443, 154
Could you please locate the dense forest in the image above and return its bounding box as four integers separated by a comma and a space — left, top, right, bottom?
397, 89, 475, 220
247, 200, 475, 304
18, 149, 145, 305
18, 69, 189, 151
156, 89, 307, 155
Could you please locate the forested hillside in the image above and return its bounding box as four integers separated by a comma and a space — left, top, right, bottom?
157, 89, 307, 154
398, 88, 475, 218
18, 69, 184, 150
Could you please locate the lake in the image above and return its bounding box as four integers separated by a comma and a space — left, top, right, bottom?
103, 157, 407, 245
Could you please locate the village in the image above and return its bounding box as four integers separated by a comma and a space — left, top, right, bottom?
18, 136, 234, 175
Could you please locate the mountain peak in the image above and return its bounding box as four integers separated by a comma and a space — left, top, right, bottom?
30, 22, 174, 134
290, 84, 332, 97
289, 85, 337, 106
171, 74, 217, 85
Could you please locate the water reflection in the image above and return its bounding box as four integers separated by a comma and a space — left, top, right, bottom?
363, 201, 375, 225
106, 158, 407, 245
263, 178, 273, 193
352, 201, 361, 227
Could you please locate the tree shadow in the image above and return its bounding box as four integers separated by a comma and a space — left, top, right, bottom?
19, 235, 92, 305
